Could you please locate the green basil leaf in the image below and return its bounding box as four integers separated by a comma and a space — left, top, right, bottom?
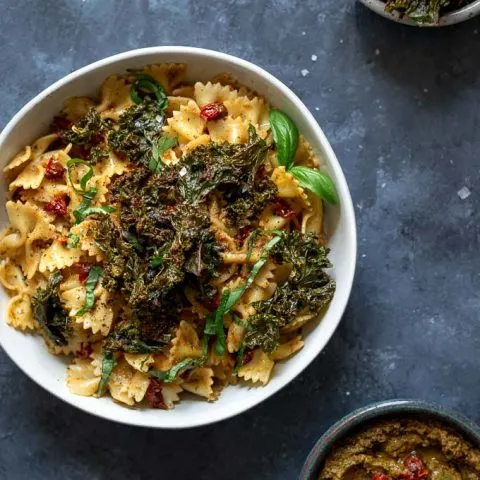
149, 243, 171, 269
67, 159, 94, 193
79, 206, 116, 219
233, 343, 245, 376
130, 74, 168, 112
149, 135, 178, 173
289, 166, 339, 205
75, 266, 103, 316
149, 356, 204, 383
97, 351, 117, 396
66, 232, 80, 249
213, 290, 231, 356
269, 109, 299, 169
73, 187, 97, 224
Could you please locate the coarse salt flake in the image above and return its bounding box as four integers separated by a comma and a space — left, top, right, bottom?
179, 167, 187, 177
301, 69, 309, 77
457, 186, 471, 200
311, 54, 317, 62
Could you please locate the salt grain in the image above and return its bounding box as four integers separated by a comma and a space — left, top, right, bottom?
311, 54, 317, 62
301, 69, 309, 77
457, 186, 471, 200
315, 107, 320, 111
179, 167, 187, 177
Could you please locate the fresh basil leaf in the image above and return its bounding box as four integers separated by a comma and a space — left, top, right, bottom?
130, 74, 168, 112
67, 159, 94, 193
269, 109, 299, 169
232, 312, 248, 327
289, 166, 339, 205
75, 266, 103, 316
122, 230, 144, 253
213, 290, 231, 356
66, 232, 80, 249
79, 206, 116, 219
149, 356, 203, 383
97, 351, 117, 396
72, 187, 97, 224
149, 135, 178, 173
233, 343, 245, 376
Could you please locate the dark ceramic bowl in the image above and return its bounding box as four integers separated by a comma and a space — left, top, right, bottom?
300, 399, 480, 480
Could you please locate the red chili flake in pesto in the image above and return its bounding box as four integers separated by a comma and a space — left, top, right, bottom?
44, 156, 65, 180
76, 343, 93, 359
145, 379, 167, 409
399, 454, 428, 480
272, 197, 296, 219
200, 102, 228, 121
44, 196, 68, 217
237, 225, 253, 243
74, 263, 91, 283
372, 474, 391, 480
242, 349, 254, 366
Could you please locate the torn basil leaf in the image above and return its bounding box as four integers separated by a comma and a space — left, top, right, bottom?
66, 232, 80, 249
75, 266, 103, 316
269, 109, 299, 169
97, 351, 117, 396
290, 166, 338, 205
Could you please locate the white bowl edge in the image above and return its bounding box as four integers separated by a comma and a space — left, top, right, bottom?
0, 46, 357, 429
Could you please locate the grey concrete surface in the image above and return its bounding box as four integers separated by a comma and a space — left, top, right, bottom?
1, 1, 479, 479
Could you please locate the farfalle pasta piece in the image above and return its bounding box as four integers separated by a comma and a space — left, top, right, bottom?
140, 63, 186, 94
181, 134, 211, 154
161, 382, 183, 409
70, 220, 103, 259
93, 151, 130, 179
96, 75, 134, 121
19, 181, 70, 204
66, 357, 101, 396
182, 367, 216, 400
39, 240, 82, 273
227, 322, 245, 353
224, 96, 269, 130
270, 335, 304, 361
281, 313, 316, 333
108, 358, 150, 406
271, 166, 310, 209
207, 116, 250, 144
6, 293, 35, 330
301, 192, 324, 242
164, 100, 206, 143
194, 81, 238, 107
3, 146, 32, 172
207, 345, 235, 381
9, 149, 69, 191
0, 259, 26, 293
62, 97, 96, 122
169, 320, 204, 362
45, 324, 98, 356
238, 349, 274, 385
124, 353, 154, 373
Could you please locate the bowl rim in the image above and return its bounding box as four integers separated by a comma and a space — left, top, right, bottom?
300, 398, 480, 479
359, 0, 480, 26
0, 46, 357, 428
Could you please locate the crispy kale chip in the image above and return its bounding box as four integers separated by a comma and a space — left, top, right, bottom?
31, 272, 71, 346
384, 0, 469, 23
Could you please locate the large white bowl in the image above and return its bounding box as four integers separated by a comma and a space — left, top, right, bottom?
360, 0, 480, 26
0, 47, 356, 428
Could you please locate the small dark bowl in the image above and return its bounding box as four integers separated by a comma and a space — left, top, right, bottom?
300, 399, 480, 480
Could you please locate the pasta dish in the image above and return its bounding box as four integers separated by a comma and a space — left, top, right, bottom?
0, 64, 337, 409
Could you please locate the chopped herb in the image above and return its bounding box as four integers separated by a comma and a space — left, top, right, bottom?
72, 187, 97, 224
122, 230, 145, 253
75, 266, 103, 316
97, 351, 117, 396
148, 134, 177, 174
149, 356, 204, 383
130, 74, 168, 112
66, 159, 94, 193
290, 166, 339, 205
66, 232, 80, 248
31, 272, 71, 346
149, 243, 171, 269
233, 343, 246, 375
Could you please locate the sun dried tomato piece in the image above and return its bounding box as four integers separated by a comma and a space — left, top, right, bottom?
145, 379, 167, 409
205, 294, 221, 312
242, 349, 254, 365
44, 196, 68, 217
200, 102, 228, 121
76, 343, 93, 359
272, 197, 296, 219
44, 156, 65, 180
52, 115, 73, 131
404, 455, 425, 474
237, 225, 253, 243
74, 263, 91, 283
372, 474, 391, 480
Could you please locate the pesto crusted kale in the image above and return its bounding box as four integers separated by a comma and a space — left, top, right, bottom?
62, 108, 111, 163
246, 232, 335, 352
384, 0, 470, 23
107, 100, 165, 167
31, 272, 71, 346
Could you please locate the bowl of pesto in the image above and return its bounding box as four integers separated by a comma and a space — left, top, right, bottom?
360, 0, 480, 26
0, 47, 356, 428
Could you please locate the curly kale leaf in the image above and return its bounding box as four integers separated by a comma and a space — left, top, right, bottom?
107, 100, 165, 166
384, 0, 468, 23
244, 313, 280, 353
31, 272, 71, 346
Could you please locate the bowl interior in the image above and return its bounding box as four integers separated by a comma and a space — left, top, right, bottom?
0, 47, 356, 428
301, 400, 480, 479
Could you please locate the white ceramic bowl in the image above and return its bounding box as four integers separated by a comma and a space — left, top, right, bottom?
0, 47, 356, 428
360, 0, 480, 26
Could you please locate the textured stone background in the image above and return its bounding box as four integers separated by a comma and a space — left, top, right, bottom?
1, 1, 480, 479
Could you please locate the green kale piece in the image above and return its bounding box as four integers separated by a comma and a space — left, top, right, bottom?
244, 313, 280, 353
107, 100, 165, 166
62, 108, 111, 163
31, 272, 71, 346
